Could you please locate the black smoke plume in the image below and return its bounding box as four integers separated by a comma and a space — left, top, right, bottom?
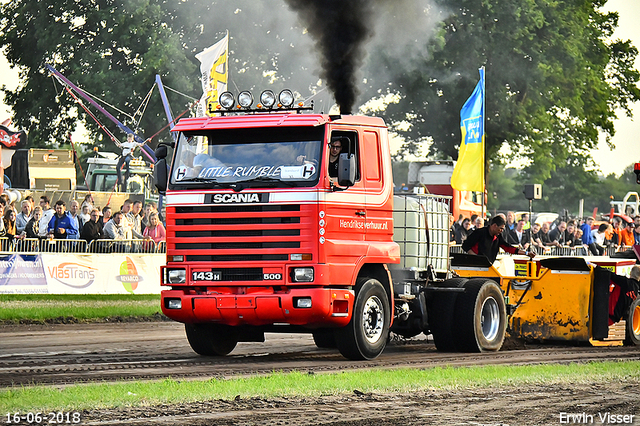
283, 0, 376, 115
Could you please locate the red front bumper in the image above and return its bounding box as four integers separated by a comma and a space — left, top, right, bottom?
161, 287, 354, 327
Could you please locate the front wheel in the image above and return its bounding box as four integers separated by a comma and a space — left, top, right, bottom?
185, 324, 238, 356
454, 279, 507, 352
335, 278, 390, 360
624, 298, 640, 346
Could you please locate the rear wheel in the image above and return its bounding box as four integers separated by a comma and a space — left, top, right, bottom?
454, 279, 507, 352
185, 324, 238, 356
624, 298, 640, 346
427, 278, 468, 352
335, 278, 390, 360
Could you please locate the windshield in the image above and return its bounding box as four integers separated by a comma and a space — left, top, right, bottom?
169, 127, 324, 189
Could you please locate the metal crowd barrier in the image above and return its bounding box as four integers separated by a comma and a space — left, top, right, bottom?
40, 238, 88, 253
449, 243, 631, 257
88, 239, 158, 254
0, 237, 166, 254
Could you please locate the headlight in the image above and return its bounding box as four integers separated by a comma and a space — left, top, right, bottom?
238, 91, 253, 108
279, 89, 294, 107
291, 267, 314, 282
166, 269, 186, 284
260, 90, 276, 108
294, 297, 312, 308
165, 298, 182, 309
219, 91, 235, 109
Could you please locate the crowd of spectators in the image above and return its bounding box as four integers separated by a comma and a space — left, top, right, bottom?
451, 210, 640, 256
0, 193, 166, 250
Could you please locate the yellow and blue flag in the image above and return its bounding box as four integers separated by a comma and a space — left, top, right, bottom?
451, 68, 485, 192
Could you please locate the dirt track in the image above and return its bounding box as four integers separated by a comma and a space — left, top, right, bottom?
2, 322, 640, 425
82, 381, 640, 425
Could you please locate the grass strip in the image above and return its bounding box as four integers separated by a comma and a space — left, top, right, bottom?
0, 295, 162, 322
1, 360, 638, 412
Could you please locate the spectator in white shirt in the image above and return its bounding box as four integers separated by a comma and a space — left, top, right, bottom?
16, 200, 31, 234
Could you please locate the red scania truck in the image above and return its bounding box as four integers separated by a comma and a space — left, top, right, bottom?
154, 90, 506, 360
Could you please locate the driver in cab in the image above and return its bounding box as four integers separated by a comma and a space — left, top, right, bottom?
328, 137, 346, 178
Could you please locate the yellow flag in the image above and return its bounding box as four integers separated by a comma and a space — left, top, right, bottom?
451, 68, 485, 192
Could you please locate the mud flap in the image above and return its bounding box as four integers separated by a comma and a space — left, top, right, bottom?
591, 266, 611, 341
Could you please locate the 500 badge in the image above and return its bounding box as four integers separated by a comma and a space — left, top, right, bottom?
263, 273, 282, 280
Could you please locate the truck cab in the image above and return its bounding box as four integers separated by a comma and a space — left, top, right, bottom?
157, 111, 402, 360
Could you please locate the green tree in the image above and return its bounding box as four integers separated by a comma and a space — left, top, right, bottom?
0, 0, 201, 151
367, 0, 640, 183
486, 165, 519, 212
0, 0, 330, 151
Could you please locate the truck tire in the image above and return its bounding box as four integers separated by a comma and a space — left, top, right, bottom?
427, 277, 468, 352
454, 278, 506, 352
312, 329, 337, 349
335, 278, 390, 360
624, 298, 640, 346
185, 324, 238, 356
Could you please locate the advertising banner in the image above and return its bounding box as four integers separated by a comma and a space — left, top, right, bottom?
42, 254, 164, 294
0, 253, 164, 294
0, 254, 47, 294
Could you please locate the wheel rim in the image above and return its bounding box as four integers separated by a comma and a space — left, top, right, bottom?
362, 295, 384, 344
480, 296, 500, 342
633, 304, 640, 337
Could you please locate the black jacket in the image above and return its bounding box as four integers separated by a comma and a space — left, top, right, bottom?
462, 227, 518, 263
81, 219, 103, 243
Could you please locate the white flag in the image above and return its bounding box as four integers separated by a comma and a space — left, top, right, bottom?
195, 33, 229, 117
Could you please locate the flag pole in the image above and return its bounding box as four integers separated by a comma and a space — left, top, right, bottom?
481, 66, 486, 219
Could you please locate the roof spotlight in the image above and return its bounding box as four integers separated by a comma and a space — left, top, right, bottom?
219, 91, 235, 110
238, 91, 253, 108
260, 90, 276, 108
279, 89, 294, 107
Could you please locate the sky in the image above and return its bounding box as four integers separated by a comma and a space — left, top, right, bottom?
0, 0, 638, 177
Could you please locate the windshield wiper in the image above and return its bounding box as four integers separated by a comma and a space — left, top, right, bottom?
239, 176, 297, 187
185, 178, 239, 189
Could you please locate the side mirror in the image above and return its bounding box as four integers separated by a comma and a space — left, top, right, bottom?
337, 153, 356, 187
154, 158, 168, 194
155, 145, 168, 160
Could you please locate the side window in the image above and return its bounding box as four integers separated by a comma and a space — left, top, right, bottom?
329, 131, 360, 181
363, 130, 381, 182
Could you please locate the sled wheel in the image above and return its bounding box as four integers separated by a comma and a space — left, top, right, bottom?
454, 278, 507, 352
427, 277, 468, 352
185, 323, 238, 356
336, 278, 390, 360
624, 298, 640, 346
312, 329, 337, 349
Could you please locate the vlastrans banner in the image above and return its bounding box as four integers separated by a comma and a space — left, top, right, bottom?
195, 32, 229, 117
0, 253, 164, 294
